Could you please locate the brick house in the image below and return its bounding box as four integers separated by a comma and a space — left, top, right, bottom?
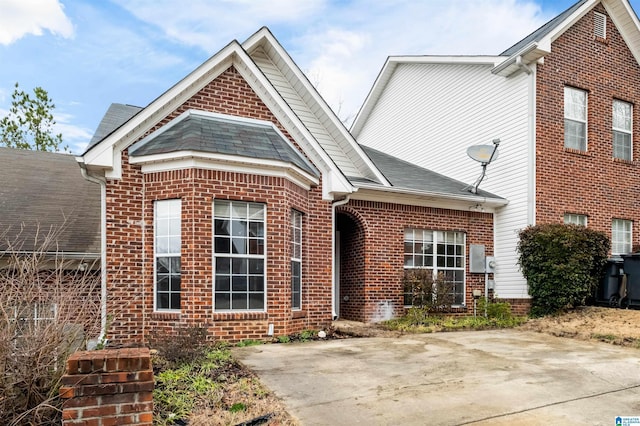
352, 0, 640, 311
79, 28, 505, 343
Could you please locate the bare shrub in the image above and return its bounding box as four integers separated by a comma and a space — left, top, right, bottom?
403, 269, 455, 323
0, 228, 101, 425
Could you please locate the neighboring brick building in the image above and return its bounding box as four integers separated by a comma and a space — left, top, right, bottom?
80, 28, 505, 343
352, 0, 640, 311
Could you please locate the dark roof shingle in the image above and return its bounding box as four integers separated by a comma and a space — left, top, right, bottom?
0, 148, 100, 255
129, 112, 319, 177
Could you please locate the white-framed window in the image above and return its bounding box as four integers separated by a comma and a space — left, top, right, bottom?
564, 87, 587, 151
612, 219, 632, 255
154, 199, 181, 311
291, 210, 302, 310
12, 303, 57, 326
214, 200, 266, 311
564, 213, 587, 226
613, 99, 632, 160
403, 229, 466, 306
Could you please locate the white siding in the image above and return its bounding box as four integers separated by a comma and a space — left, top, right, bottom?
251, 47, 365, 179
357, 62, 532, 298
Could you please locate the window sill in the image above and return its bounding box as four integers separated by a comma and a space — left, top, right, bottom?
292, 310, 306, 319
152, 311, 181, 321
612, 157, 636, 166
212, 311, 268, 321
563, 147, 591, 157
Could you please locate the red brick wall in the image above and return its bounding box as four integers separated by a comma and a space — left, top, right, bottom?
60, 348, 153, 426
536, 4, 640, 247
337, 200, 495, 322
105, 66, 332, 343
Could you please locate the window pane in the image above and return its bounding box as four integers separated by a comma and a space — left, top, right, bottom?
231, 237, 247, 254
232, 220, 247, 237
232, 293, 247, 310
215, 219, 230, 236
157, 293, 169, 309
613, 131, 632, 160
248, 293, 264, 310
249, 259, 264, 274
157, 257, 170, 273
564, 121, 586, 150
613, 100, 632, 131
249, 276, 264, 291
157, 276, 169, 291
170, 293, 181, 310
170, 276, 181, 292
565, 87, 586, 120
215, 237, 231, 253
232, 276, 247, 292
232, 203, 248, 219
232, 258, 247, 274
215, 276, 230, 291
214, 201, 230, 217
215, 293, 230, 310
216, 257, 230, 274
249, 203, 264, 220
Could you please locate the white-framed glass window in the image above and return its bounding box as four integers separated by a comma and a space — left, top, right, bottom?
564, 213, 587, 226
404, 229, 466, 306
214, 200, 266, 311
291, 210, 302, 310
564, 87, 587, 151
154, 199, 181, 311
613, 99, 632, 160
612, 219, 632, 255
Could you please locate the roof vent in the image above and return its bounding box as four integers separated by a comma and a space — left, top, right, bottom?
594, 12, 607, 39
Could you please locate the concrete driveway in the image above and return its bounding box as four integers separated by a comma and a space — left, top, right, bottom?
233, 329, 640, 425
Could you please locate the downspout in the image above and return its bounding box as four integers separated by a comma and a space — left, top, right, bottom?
331, 195, 351, 320
77, 159, 108, 344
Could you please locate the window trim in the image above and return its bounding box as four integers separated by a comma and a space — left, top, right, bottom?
403, 229, 466, 307
613, 99, 633, 161
612, 219, 633, 255
154, 199, 182, 312
291, 210, 303, 311
564, 86, 588, 151
213, 200, 267, 312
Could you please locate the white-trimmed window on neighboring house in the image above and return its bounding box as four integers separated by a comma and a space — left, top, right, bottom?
12, 303, 57, 331
565, 87, 588, 151
613, 99, 632, 161
612, 219, 632, 255
214, 200, 266, 311
403, 229, 466, 306
155, 199, 181, 311
564, 213, 587, 226
291, 210, 302, 310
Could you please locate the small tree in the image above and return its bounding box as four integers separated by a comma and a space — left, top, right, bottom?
0, 82, 67, 152
403, 269, 455, 323
517, 223, 609, 316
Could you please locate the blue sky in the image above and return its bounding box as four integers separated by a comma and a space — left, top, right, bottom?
1, 0, 639, 153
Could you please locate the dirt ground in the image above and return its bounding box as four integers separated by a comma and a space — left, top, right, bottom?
521, 305, 640, 346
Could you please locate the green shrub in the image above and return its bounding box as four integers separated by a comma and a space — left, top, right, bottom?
517, 224, 609, 316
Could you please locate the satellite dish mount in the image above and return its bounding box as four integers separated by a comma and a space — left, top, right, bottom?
467, 139, 500, 194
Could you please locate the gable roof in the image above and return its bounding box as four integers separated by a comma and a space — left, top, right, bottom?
129, 110, 319, 177
494, 0, 640, 76
81, 27, 390, 200
0, 148, 100, 257
357, 145, 506, 207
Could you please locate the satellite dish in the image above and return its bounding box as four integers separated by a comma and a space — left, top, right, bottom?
466, 139, 500, 194
467, 144, 499, 165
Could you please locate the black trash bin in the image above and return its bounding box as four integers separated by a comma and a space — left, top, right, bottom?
622, 254, 640, 308
597, 257, 624, 306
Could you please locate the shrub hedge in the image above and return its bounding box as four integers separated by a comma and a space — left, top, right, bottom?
517, 223, 609, 316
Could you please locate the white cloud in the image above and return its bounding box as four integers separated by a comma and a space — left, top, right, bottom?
0, 0, 74, 45
53, 111, 93, 154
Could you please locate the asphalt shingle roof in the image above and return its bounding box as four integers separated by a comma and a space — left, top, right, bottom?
359, 145, 503, 200
0, 148, 100, 255
86, 103, 142, 152
129, 113, 319, 177
501, 0, 588, 55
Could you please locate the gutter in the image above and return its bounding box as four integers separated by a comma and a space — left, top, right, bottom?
331, 194, 352, 320
77, 158, 108, 345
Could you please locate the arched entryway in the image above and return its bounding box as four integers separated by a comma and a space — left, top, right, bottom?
335, 210, 366, 321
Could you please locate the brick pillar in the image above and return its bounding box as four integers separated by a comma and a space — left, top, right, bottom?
60, 348, 154, 425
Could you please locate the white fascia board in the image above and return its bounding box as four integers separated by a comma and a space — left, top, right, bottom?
129, 150, 319, 190
545, 0, 597, 44
242, 29, 390, 187
82, 42, 240, 177
492, 42, 549, 76
352, 184, 508, 210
